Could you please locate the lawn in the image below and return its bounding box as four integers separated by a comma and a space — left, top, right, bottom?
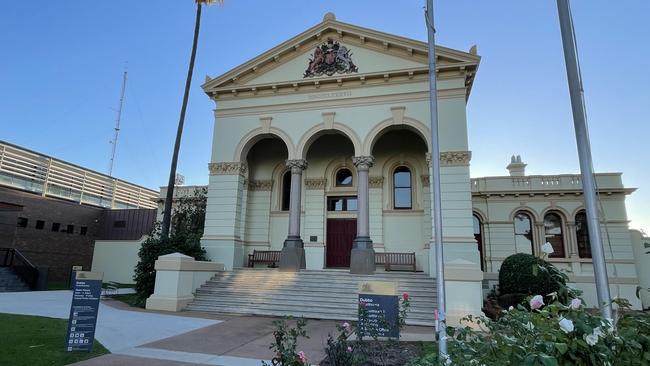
109, 293, 142, 307
0, 313, 109, 366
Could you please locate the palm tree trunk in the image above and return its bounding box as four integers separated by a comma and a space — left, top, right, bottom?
161, 2, 203, 240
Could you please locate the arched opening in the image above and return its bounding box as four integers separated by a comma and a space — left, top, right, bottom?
305, 133, 357, 268
514, 211, 535, 255
473, 214, 485, 271
281, 171, 291, 211
575, 210, 591, 258
544, 212, 565, 258
372, 128, 428, 210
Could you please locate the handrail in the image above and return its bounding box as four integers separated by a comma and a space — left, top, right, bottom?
0, 247, 39, 290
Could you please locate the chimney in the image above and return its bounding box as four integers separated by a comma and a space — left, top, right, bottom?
507, 155, 527, 176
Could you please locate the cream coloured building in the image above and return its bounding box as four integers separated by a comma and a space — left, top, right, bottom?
140, 13, 643, 320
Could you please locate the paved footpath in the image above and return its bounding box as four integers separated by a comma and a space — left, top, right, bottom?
0, 291, 434, 365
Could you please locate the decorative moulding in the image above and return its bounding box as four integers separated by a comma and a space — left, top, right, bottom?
390, 106, 406, 125
305, 178, 327, 190
440, 151, 472, 166
208, 162, 248, 176
248, 180, 273, 191
368, 176, 384, 188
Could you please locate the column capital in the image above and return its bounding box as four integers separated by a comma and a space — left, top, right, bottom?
286, 159, 308, 173
352, 156, 374, 171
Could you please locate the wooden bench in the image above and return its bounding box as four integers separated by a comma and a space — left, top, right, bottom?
375, 252, 416, 272
247, 250, 281, 268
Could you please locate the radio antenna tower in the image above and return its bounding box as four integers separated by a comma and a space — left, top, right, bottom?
109, 67, 128, 176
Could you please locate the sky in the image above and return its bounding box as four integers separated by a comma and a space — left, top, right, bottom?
1, 1, 648, 233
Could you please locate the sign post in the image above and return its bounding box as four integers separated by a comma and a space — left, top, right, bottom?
65, 271, 103, 352
69, 265, 83, 289
358, 281, 399, 338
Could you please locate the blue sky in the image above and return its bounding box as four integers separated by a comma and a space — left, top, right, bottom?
1, 1, 648, 232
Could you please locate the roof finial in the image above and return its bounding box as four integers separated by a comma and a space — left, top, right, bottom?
323, 12, 336, 21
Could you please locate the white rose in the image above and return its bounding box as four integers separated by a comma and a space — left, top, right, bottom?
541, 242, 555, 254
593, 327, 604, 338
569, 298, 582, 310
584, 332, 598, 346
559, 318, 574, 333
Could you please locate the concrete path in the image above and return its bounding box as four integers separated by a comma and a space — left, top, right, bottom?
1, 290, 434, 365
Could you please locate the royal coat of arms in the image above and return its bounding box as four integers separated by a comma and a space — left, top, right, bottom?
303, 38, 358, 78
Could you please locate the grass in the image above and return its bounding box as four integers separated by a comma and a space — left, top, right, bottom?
0, 313, 109, 366
47, 281, 71, 290
109, 293, 143, 308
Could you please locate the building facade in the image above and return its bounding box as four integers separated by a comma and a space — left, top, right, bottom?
198, 13, 641, 315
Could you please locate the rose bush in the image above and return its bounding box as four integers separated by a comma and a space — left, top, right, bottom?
408, 297, 650, 365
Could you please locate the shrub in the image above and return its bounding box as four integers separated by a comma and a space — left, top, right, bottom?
263, 317, 309, 366
408, 297, 650, 366
499, 253, 567, 300
133, 187, 208, 306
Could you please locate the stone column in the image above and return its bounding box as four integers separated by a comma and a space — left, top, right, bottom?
350, 156, 376, 274
280, 159, 308, 271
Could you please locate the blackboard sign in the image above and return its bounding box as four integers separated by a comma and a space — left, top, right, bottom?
65, 271, 103, 352
358, 281, 399, 338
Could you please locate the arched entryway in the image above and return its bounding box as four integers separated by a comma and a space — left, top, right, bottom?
304, 133, 357, 268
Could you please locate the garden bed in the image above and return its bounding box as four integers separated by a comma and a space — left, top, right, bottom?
320, 341, 434, 366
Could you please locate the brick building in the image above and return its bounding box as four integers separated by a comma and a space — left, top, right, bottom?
0, 141, 158, 284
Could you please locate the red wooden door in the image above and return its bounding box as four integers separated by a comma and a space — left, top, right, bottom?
326, 219, 357, 268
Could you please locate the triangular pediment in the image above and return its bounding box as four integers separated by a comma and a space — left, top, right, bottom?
202, 13, 480, 98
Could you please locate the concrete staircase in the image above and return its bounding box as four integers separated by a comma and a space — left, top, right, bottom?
0, 267, 30, 292
186, 268, 437, 326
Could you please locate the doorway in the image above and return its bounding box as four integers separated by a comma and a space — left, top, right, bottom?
326, 219, 356, 268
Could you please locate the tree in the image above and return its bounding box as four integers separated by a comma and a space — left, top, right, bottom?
134, 187, 209, 305
161, 0, 221, 240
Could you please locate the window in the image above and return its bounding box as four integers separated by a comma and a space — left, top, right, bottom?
327, 196, 358, 211
66, 224, 74, 234
575, 211, 591, 258
80, 226, 88, 236
544, 212, 565, 258
51, 222, 61, 232
514, 212, 534, 254
335, 168, 353, 187
17, 217, 28, 228
281, 171, 291, 211
393, 166, 412, 209
473, 214, 484, 271
35, 220, 45, 230
113, 220, 126, 228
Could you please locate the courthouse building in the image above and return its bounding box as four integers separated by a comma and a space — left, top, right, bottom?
185, 12, 644, 319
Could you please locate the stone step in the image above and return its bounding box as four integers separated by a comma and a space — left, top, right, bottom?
199, 282, 436, 295
223, 269, 433, 281
185, 304, 435, 326
0, 267, 30, 293
194, 288, 436, 302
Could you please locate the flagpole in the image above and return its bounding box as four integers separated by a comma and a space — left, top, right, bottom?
556, 0, 612, 319
425, 0, 448, 357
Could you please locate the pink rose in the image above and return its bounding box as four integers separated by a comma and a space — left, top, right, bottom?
530, 295, 544, 310
569, 298, 582, 310
402, 292, 410, 301
342, 322, 351, 330
297, 351, 306, 364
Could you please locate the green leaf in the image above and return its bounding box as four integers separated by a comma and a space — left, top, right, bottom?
554, 342, 568, 355
539, 354, 559, 366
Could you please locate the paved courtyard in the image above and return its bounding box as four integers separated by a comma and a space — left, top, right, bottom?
0, 290, 433, 365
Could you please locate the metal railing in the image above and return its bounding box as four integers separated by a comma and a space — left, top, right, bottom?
0, 248, 39, 290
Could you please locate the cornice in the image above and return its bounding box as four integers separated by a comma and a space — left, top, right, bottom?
248, 179, 273, 191
439, 151, 472, 166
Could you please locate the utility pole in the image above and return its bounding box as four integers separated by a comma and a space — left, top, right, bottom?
425, 0, 448, 357
109, 68, 128, 177
556, 0, 612, 319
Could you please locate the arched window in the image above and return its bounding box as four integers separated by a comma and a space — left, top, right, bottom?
281, 171, 291, 211
393, 166, 412, 209
575, 211, 592, 258
514, 212, 534, 254
544, 212, 565, 258
335, 168, 353, 187
473, 214, 484, 271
